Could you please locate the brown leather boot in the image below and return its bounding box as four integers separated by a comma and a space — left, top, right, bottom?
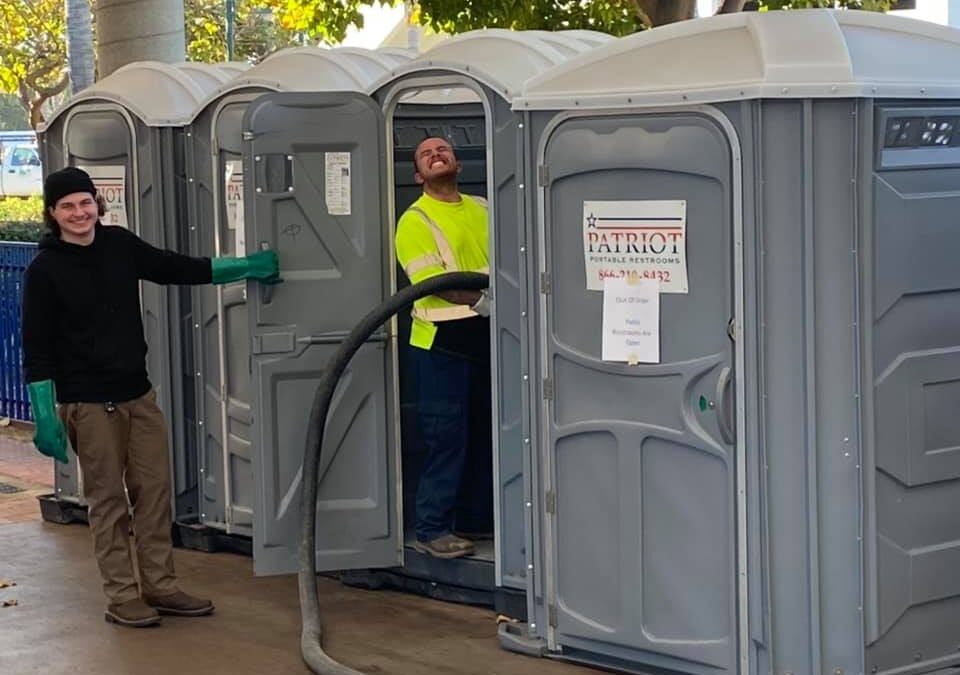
413, 534, 476, 559
105, 598, 161, 627
142, 590, 214, 617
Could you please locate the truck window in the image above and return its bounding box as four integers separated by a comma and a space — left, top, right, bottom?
11, 147, 39, 167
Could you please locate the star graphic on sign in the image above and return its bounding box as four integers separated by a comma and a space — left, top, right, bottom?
586, 213, 597, 228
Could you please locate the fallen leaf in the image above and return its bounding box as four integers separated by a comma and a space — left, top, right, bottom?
1, 599, 18, 608
0, 580, 15, 589
0, 417, 10, 427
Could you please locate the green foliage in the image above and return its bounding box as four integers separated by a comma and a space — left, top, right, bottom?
279, 0, 894, 41
0, 221, 45, 242
0, 0, 69, 129
185, 0, 302, 62
0, 196, 45, 242
415, 0, 649, 35
0, 196, 44, 223
271, 0, 401, 45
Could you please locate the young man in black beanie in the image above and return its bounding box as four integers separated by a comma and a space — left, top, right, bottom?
21, 166, 280, 627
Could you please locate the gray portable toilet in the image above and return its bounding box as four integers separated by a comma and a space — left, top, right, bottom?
182, 47, 411, 543
36, 61, 239, 519
511, 9, 960, 675
239, 29, 610, 615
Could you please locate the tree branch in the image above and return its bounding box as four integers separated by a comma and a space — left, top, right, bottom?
33, 71, 68, 99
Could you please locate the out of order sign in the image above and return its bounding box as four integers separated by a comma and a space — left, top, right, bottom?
582, 200, 688, 293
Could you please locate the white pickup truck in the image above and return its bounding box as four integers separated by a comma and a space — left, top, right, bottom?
0, 141, 42, 198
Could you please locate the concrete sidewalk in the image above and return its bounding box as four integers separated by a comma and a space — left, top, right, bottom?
0, 430, 53, 525
0, 430, 594, 674
0, 520, 594, 675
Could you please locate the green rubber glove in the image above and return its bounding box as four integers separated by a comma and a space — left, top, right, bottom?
27, 380, 69, 464
211, 250, 281, 285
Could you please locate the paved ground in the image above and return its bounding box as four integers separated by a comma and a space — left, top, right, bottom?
0, 428, 594, 675
0, 428, 53, 525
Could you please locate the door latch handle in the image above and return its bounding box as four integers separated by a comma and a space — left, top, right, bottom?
259, 240, 276, 305
715, 366, 735, 445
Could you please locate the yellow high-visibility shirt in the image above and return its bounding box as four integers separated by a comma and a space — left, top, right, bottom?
395, 192, 489, 350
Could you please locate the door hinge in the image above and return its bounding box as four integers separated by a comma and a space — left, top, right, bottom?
548, 604, 558, 628
545, 490, 556, 515
537, 164, 549, 186
542, 378, 554, 401
540, 272, 551, 295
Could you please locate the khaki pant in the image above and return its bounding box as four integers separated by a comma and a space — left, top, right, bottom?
60, 390, 178, 604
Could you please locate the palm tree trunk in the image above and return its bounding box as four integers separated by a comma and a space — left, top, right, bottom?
65, 0, 96, 93
96, 0, 185, 77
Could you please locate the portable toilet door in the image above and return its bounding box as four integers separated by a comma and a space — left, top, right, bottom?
522, 91, 743, 675
240, 29, 608, 604
37, 62, 229, 520
182, 47, 410, 542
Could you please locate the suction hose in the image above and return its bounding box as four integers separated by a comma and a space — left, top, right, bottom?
299, 271, 490, 675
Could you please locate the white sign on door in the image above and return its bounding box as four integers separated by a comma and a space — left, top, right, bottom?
601, 277, 660, 364
582, 200, 688, 293
324, 152, 351, 215
79, 165, 128, 228
224, 160, 245, 255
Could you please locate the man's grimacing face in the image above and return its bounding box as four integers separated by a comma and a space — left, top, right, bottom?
414, 137, 460, 183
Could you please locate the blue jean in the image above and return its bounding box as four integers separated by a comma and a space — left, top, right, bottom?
413, 346, 491, 542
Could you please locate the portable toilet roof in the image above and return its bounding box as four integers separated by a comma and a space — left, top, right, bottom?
528, 29, 614, 57
517, 9, 960, 110
197, 46, 412, 110
331, 46, 412, 70
40, 61, 234, 130
176, 62, 250, 90
382, 28, 602, 100
558, 29, 616, 47
376, 46, 419, 60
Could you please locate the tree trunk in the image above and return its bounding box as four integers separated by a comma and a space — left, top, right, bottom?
716, 0, 747, 13
95, 0, 186, 78
66, 0, 96, 93
653, 0, 698, 25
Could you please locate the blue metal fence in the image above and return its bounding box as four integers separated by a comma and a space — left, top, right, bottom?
0, 242, 37, 421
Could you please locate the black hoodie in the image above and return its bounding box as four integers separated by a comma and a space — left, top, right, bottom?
21, 224, 212, 403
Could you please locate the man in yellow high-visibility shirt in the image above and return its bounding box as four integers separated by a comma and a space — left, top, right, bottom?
396, 136, 492, 559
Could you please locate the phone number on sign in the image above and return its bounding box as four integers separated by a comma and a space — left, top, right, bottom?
598, 269, 671, 283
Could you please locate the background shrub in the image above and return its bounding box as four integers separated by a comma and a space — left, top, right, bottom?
0, 197, 44, 242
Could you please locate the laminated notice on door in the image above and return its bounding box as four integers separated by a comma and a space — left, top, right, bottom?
224, 161, 245, 255
601, 277, 660, 364
583, 200, 688, 293
325, 152, 351, 215
79, 165, 128, 228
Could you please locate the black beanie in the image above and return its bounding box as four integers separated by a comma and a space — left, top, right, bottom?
44, 166, 97, 209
